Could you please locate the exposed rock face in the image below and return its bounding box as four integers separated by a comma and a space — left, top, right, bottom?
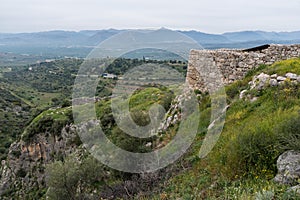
187, 44, 300, 92
158, 87, 200, 133
159, 94, 183, 132
274, 151, 300, 186
0, 124, 79, 198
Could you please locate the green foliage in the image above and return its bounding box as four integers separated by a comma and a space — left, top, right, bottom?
95, 78, 117, 97
156, 171, 300, 200
224, 115, 282, 178
46, 154, 106, 200
95, 86, 174, 153
213, 84, 300, 178
3, 56, 300, 199
22, 107, 73, 143
0, 88, 32, 159
110, 127, 153, 153
16, 168, 27, 178
105, 58, 187, 76
4, 59, 81, 94
213, 58, 300, 178
0, 58, 179, 159
0, 58, 181, 198
95, 100, 115, 134
129, 86, 174, 111
245, 64, 268, 78
0, 59, 82, 159
221, 178, 300, 200
276, 112, 300, 151
225, 80, 247, 100
155, 57, 300, 199
263, 58, 300, 75
105, 58, 144, 75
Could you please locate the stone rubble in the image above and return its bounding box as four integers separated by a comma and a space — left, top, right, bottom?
239, 72, 300, 100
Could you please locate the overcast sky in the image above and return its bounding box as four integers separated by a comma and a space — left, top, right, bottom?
1, 0, 300, 33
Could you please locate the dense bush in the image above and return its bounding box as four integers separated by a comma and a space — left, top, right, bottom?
276, 112, 300, 151
110, 127, 153, 153
224, 119, 280, 178
46, 155, 107, 200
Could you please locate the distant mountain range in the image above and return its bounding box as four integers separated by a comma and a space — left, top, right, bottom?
0, 29, 299, 58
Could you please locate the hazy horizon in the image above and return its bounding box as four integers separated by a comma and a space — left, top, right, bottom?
1, 0, 300, 34
1, 28, 300, 35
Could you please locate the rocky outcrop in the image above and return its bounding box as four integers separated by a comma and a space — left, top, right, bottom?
239, 72, 300, 100
274, 151, 300, 193
251, 72, 300, 89
187, 44, 300, 92
158, 94, 184, 132
0, 124, 79, 198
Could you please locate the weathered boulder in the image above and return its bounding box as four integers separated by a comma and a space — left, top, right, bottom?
286, 73, 298, 80
270, 74, 278, 79
269, 79, 278, 87
274, 150, 300, 185
239, 90, 248, 99
277, 76, 287, 82
251, 73, 270, 90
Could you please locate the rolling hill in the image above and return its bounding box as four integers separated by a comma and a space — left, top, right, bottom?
0, 29, 299, 61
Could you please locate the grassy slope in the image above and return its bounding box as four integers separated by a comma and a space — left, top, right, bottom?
0, 87, 32, 160
14, 86, 174, 199
22, 86, 174, 146
152, 58, 300, 199
5, 58, 300, 199
0, 59, 82, 159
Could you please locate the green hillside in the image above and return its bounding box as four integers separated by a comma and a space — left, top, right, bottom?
155, 58, 300, 199
5, 86, 174, 199
1, 58, 300, 199
0, 59, 82, 160
0, 58, 181, 160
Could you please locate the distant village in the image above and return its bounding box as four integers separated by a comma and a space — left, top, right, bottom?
101, 73, 118, 79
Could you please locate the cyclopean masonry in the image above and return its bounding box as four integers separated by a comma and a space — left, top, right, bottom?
187, 44, 300, 92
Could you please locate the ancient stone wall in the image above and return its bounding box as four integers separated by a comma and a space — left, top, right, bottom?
187, 44, 300, 91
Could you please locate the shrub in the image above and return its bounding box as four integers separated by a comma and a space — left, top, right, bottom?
245, 64, 267, 78
225, 80, 248, 101
16, 168, 27, 178
110, 127, 153, 153
227, 125, 279, 178
211, 103, 295, 179
130, 110, 151, 126
11, 150, 21, 157
276, 112, 300, 151
46, 155, 106, 200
